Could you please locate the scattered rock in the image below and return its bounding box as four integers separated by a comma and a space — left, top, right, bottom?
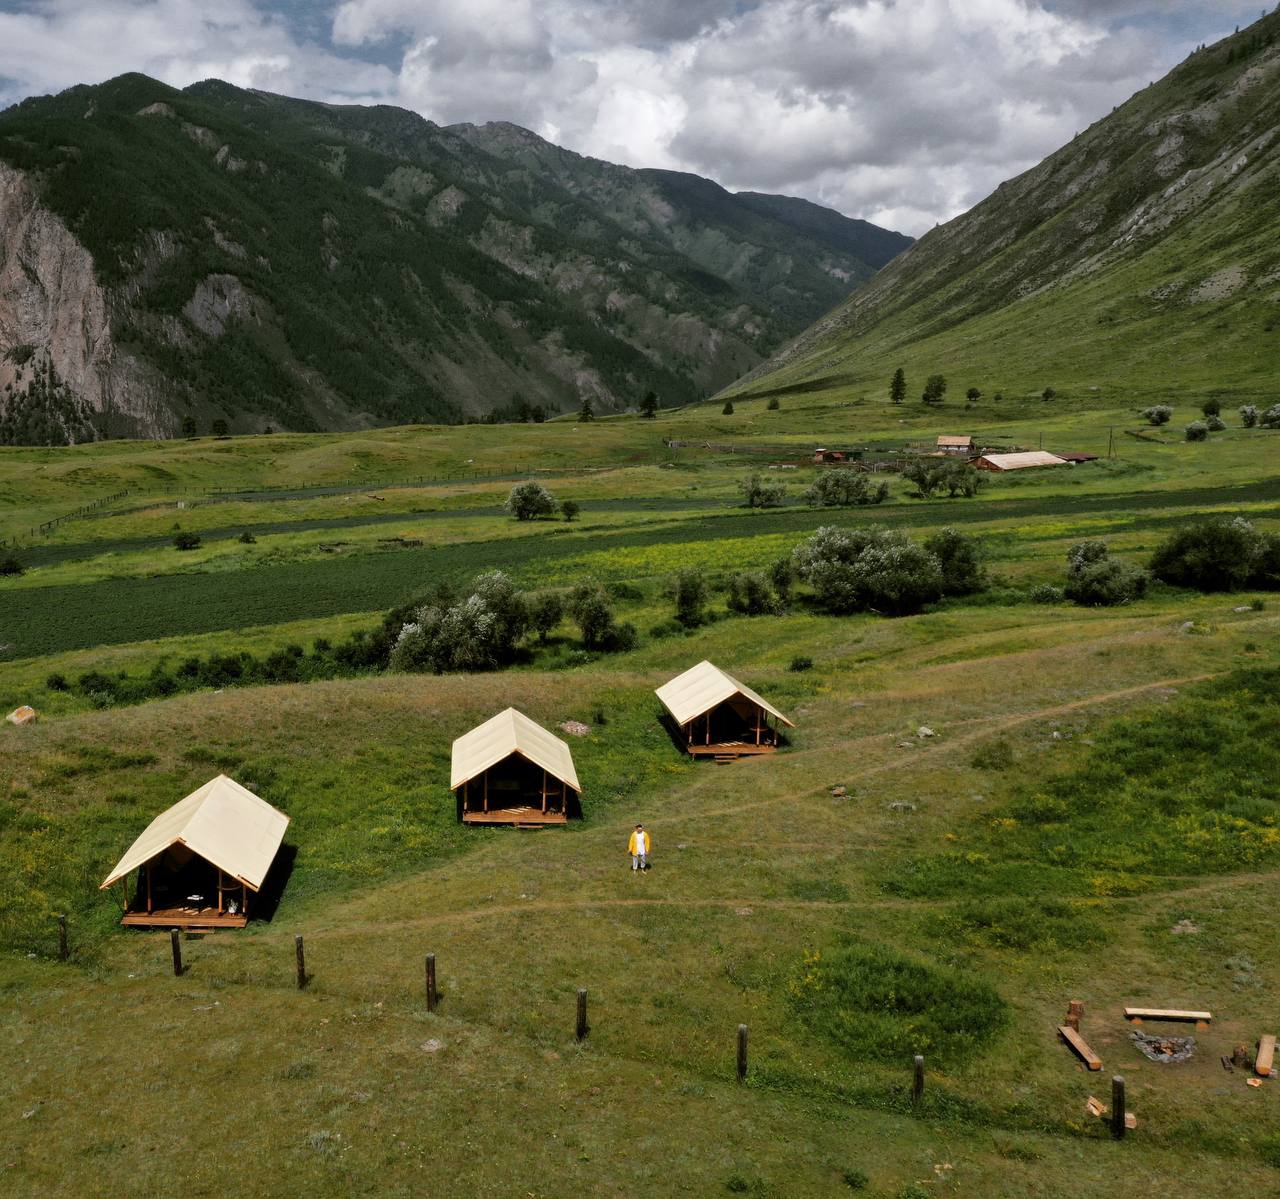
887, 801, 917, 813
735, 907, 753, 917
1178, 621, 1197, 634
1234, 605, 1253, 613
559, 720, 590, 736
5, 706, 36, 726
676, 843, 688, 850
829, 784, 848, 798
1170, 919, 1200, 935
897, 740, 914, 749
421, 1039, 444, 1053
917, 726, 936, 738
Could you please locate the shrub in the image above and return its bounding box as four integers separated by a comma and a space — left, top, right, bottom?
1150, 517, 1280, 592
1206, 414, 1226, 432
0, 555, 23, 576
1064, 540, 1148, 606
1240, 404, 1259, 427
568, 583, 635, 651
560, 499, 580, 522
786, 943, 1007, 1064
789, 655, 814, 672
769, 556, 794, 602
1201, 397, 1221, 417
924, 528, 984, 596
505, 480, 557, 521
1029, 583, 1065, 604
792, 525, 944, 616
842, 1167, 870, 1190
45, 672, 69, 691
390, 570, 530, 672
721, 399, 735, 415
1142, 405, 1173, 425
727, 571, 781, 616
173, 531, 202, 550
970, 737, 1014, 771
672, 569, 709, 628
738, 473, 786, 509
965, 387, 981, 402
1042, 387, 1057, 401
528, 592, 564, 642
1261, 404, 1280, 429
647, 618, 683, 639
1185, 420, 1209, 442
927, 897, 1108, 952
766, 396, 780, 411
238, 531, 257, 544
803, 470, 889, 507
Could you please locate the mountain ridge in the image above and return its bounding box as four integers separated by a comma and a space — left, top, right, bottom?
0, 74, 908, 443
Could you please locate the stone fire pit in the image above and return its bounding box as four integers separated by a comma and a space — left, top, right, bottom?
1131, 1029, 1196, 1063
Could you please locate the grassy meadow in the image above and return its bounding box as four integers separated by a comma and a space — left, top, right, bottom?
2, 392, 1279, 1197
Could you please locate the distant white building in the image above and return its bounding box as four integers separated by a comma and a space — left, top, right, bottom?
974, 451, 1070, 471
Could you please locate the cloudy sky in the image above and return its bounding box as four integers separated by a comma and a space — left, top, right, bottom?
0, 1, 1267, 233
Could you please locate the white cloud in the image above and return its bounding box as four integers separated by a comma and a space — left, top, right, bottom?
0, 0, 1252, 234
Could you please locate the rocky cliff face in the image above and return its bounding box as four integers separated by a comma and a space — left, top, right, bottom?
0, 161, 167, 440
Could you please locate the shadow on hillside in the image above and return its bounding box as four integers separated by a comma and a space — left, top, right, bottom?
738, 372, 860, 401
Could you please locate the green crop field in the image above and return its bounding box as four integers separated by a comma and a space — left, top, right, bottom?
2, 397, 1279, 1197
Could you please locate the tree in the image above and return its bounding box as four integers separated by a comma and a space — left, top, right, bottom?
1201, 397, 1221, 417
0, 555, 23, 576
1206, 414, 1226, 432
738, 473, 786, 509
889, 368, 907, 405
766, 396, 780, 411
211, 418, 229, 437
722, 399, 735, 415
803, 470, 889, 507
528, 592, 564, 642
1041, 387, 1057, 402
727, 571, 781, 616
181, 415, 197, 438
791, 525, 945, 616
924, 528, 984, 595
903, 459, 983, 499
1141, 405, 1173, 426
560, 499, 580, 522
579, 396, 595, 422
173, 532, 202, 550
1184, 420, 1209, 442
1240, 405, 1259, 428
1149, 517, 1279, 592
1064, 540, 1148, 606
567, 583, 637, 651
921, 374, 947, 405
1261, 404, 1280, 429
966, 387, 981, 403
640, 390, 658, 419
505, 480, 557, 521
672, 569, 709, 628
390, 570, 531, 672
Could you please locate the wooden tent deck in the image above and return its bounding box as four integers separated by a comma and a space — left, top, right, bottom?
463, 806, 568, 827
122, 907, 248, 930
688, 741, 777, 759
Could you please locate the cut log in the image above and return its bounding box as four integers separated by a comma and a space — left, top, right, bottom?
1256, 1035, 1276, 1078
1123, 1007, 1211, 1025
1059, 1025, 1102, 1071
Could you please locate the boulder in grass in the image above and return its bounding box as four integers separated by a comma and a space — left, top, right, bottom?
559, 720, 590, 737
5, 706, 36, 726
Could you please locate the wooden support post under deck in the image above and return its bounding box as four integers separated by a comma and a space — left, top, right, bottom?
483, 771, 489, 813
541, 768, 548, 814
217, 868, 224, 915
241, 882, 247, 918
146, 863, 153, 914
755, 706, 761, 745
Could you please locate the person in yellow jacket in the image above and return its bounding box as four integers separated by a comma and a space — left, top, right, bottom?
628, 824, 650, 871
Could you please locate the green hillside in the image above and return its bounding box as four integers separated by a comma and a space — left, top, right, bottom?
0, 75, 907, 444
732, 13, 1280, 410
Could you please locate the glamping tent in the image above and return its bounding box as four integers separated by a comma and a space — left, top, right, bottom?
656, 660, 795, 760
100, 774, 290, 929
451, 707, 582, 826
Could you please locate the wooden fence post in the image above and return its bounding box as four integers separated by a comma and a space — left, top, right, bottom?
913, 1055, 925, 1105
170, 929, 183, 977
295, 934, 307, 990
576, 988, 589, 1041
426, 954, 438, 1012
1110, 1076, 1126, 1140
57, 914, 68, 962
737, 1024, 749, 1082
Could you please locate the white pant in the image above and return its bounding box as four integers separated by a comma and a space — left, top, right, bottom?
631, 854, 646, 870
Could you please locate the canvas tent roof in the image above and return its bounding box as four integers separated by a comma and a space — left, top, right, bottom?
450, 707, 581, 792
100, 774, 289, 891
977, 451, 1069, 470
655, 660, 795, 728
